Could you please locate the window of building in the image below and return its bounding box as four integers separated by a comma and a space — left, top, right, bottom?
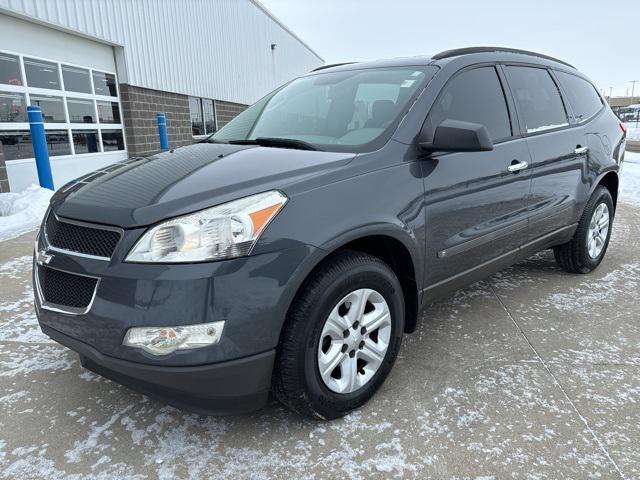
0, 53, 22, 86
554, 71, 603, 123
426, 67, 512, 142
67, 98, 96, 123
203, 99, 216, 134
189, 97, 216, 136
0, 91, 27, 122
97, 101, 121, 123
101, 129, 125, 151
62, 65, 92, 94
0, 131, 33, 160
506, 66, 569, 134
189, 97, 204, 136
0, 50, 124, 161
29, 94, 66, 123
24, 57, 60, 90
72, 130, 100, 154
46, 130, 72, 157
92, 71, 117, 96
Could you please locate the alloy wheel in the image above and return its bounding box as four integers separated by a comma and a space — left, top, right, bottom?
587, 202, 610, 259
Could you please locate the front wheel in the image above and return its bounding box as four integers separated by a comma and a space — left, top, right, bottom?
553, 186, 614, 274
272, 251, 404, 420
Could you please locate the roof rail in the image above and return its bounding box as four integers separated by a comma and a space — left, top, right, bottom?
310, 62, 357, 72
432, 47, 574, 68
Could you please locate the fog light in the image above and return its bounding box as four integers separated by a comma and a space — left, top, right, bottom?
123, 321, 224, 355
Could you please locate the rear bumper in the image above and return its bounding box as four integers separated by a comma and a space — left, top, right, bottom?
42, 324, 275, 415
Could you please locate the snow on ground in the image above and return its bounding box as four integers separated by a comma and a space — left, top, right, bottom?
621, 150, 640, 206
0, 185, 53, 242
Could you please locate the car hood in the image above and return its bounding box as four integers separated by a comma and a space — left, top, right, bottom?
52, 142, 355, 228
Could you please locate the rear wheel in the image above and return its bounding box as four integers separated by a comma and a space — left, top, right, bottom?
553, 186, 614, 274
272, 251, 404, 420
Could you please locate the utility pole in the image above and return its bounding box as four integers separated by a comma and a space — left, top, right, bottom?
609, 86, 613, 99
631, 80, 638, 99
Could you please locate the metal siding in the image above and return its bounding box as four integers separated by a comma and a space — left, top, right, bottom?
0, 0, 323, 105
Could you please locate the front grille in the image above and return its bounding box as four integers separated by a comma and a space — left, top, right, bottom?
45, 213, 121, 258
38, 265, 98, 309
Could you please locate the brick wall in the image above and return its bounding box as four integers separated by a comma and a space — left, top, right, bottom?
119, 84, 193, 157
215, 100, 248, 129
0, 141, 9, 193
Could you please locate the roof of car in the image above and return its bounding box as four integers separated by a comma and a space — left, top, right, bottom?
310, 47, 576, 74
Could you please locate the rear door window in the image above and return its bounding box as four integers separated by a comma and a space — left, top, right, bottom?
505, 66, 568, 134
426, 67, 512, 142
554, 71, 603, 123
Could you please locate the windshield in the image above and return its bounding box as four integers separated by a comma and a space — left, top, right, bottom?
211, 66, 437, 152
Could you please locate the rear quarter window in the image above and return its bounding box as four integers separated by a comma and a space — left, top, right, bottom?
506, 66, 569, 134
554, 71, 603, 123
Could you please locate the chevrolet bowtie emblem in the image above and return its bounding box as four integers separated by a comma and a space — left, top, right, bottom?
36, 250, 54, 266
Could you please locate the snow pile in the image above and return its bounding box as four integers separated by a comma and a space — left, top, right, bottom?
621, 151, 640, 206
0, 185, 53, 242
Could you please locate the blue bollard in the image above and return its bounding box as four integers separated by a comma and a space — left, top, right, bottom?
27, 106, 54, 190
157, 112, 169, 151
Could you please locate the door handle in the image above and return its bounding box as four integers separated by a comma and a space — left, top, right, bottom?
507, 160, 528, 173
574, 146, 589, 155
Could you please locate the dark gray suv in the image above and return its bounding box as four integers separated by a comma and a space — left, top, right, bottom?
34, 47, 626, 420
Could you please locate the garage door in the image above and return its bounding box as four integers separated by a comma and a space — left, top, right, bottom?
0, 14, 127, 192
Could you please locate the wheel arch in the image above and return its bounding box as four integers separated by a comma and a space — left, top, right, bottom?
288, 227, 422, 335
596, 170, 619, 211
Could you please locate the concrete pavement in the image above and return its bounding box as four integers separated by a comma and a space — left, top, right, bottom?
0, 204, 638, 479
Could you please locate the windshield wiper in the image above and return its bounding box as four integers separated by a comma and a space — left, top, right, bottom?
228, 137, 323, 151
200, 137, 228, 144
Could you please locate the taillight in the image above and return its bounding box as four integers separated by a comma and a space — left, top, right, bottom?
620, 122, 627, 135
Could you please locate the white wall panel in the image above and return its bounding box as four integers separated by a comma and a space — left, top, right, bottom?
0, 13, 115, 72
0, 0, 324, 105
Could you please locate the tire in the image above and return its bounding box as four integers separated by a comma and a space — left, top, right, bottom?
553, 186, 614, 274
272, 250, 405, 420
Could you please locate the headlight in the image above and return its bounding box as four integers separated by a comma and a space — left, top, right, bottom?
125, 190, 287, 263
123, 321, 224, 355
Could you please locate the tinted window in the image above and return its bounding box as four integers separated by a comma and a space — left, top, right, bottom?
45, 130, 71, 157
0, 91, 27, 122
506, 66, 568, 133
97, 101, 121, 123
92, 71, 117, 96
62, 65, 92, 94
0, 131, 33, 160
0, 53, 22, 86
30, 95, 66, 123
24, 58, 60, 90
426, 67, 511, 141
101, 129, 125, 151
555, 71, 603, 123
72, 130, 99, 154
67, 98, 96, 123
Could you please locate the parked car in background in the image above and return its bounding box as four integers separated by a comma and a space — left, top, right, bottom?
34, 47, 626, 420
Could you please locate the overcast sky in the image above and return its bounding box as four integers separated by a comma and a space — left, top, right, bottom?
260, 0, 640, 97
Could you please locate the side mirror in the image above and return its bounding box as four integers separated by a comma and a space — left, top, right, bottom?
420, 119, 494, 152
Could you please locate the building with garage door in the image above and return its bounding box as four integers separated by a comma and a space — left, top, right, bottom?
0, 0, 323, 192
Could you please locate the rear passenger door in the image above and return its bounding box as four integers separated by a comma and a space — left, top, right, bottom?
422, 66, 533, 290
504, 65, 585, 242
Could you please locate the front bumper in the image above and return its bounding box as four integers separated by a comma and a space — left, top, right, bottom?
33, 220, 323, 414
42, 324, 275, 415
